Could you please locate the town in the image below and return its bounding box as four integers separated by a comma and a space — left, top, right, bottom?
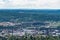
0, 21, 60, 38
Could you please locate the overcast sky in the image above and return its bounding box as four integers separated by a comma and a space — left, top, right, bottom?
0, 0, 60, 9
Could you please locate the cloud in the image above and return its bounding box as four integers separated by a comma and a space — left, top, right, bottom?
0, 0, 60, 9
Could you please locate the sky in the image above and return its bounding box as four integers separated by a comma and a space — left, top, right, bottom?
0, 0, 60, 9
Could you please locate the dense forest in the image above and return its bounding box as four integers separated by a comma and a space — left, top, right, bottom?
0, 10, 60, 22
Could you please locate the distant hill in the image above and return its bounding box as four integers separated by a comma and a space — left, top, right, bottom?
0, 9, 60, 22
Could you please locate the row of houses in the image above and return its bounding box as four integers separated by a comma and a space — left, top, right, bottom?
39, 27, 60, 36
